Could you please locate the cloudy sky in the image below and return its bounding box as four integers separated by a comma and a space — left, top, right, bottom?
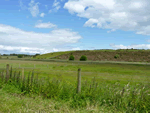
1, 0, 150, 54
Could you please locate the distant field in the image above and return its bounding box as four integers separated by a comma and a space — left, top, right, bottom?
0, 59, 150, 85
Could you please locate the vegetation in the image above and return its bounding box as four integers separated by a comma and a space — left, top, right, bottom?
36, 49, 150, 63
36, 51, 75, 59
80, 55, 87, 61
69, 54, 75, 60
18, 55, 23, 58
114, 54, 120, 59
0, 59, 150, 112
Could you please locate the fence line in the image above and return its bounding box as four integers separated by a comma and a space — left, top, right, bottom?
0, 64, 83, 93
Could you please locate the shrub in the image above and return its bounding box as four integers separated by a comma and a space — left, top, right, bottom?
69, 55, 75, 60
18, 55, 23, 58
114, 54, 120, 59
80, 55, 87, 61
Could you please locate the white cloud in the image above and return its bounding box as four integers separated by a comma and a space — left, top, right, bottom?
19, 0, 27, 10
40, 13, 45, 17
0, 24, 82, 54
35, 22, 57, 28
49, 0, 61, 13
64, 0, 150, 35
28, 0, 40, 17
0, 45, 46, 54
72, 47, 81, 50
84, 18, 99, 28
110, 44, 150, 49
107, 29, 116, 33
52, 47, 80, 52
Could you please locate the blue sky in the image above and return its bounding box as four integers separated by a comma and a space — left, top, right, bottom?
0, 0, 150, 54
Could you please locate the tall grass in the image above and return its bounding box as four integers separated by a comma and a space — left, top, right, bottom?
0, 68, 150, 112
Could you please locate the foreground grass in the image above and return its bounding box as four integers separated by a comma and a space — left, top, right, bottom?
0, 59, 150, 112
0, 84, 116, 113
0, 78, 149, 113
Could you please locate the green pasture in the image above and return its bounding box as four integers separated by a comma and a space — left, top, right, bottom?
0, 59, 150, 85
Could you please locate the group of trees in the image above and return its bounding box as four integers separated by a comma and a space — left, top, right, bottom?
69, 54, 87, 61
0, 53, 40, 58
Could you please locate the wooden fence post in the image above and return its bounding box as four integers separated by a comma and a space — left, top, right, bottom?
77, 68, 81, 93
22, 68, 24, 80
6, 64, 9, 82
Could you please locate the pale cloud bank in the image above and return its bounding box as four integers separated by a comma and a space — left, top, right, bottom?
0, 24, 82, 54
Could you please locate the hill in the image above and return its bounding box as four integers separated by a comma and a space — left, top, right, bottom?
36, 50, 75, 59
36, 49, 150, 62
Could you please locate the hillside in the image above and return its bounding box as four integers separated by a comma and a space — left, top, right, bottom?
37, 49, 150, 62
36, 50, 75, 59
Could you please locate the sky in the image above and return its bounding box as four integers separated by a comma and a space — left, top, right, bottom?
1, 0, 150, 55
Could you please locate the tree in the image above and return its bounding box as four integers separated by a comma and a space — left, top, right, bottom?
18, 55, 23, 58
69, 55, 75, 60
80, 55, 87, 61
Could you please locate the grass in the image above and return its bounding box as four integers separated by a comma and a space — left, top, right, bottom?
0, 59, 150, 112
0, 85, 115, 113
36, 51, 75, 59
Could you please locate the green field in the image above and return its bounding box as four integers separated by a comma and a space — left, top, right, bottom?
0, 59, 150, 112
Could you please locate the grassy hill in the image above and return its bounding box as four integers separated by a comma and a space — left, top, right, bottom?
36, 50, 75, 59
36, 49, 150, 62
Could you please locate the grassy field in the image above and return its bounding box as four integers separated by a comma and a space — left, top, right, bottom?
0, 59, 150, 112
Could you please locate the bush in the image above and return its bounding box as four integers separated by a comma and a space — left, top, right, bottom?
114, 54, 120, 59
80, 55, 87, 61
18, 55, 23, 58
69, 55, 75, 60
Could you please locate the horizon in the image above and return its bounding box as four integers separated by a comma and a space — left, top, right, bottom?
1, 48, 150, 56
1, 0, 150, 55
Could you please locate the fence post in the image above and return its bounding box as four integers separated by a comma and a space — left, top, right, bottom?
22, 68, 24, 80
6, 64, 9, 82
77, 68, 81, 93
10, 66, 12, 79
